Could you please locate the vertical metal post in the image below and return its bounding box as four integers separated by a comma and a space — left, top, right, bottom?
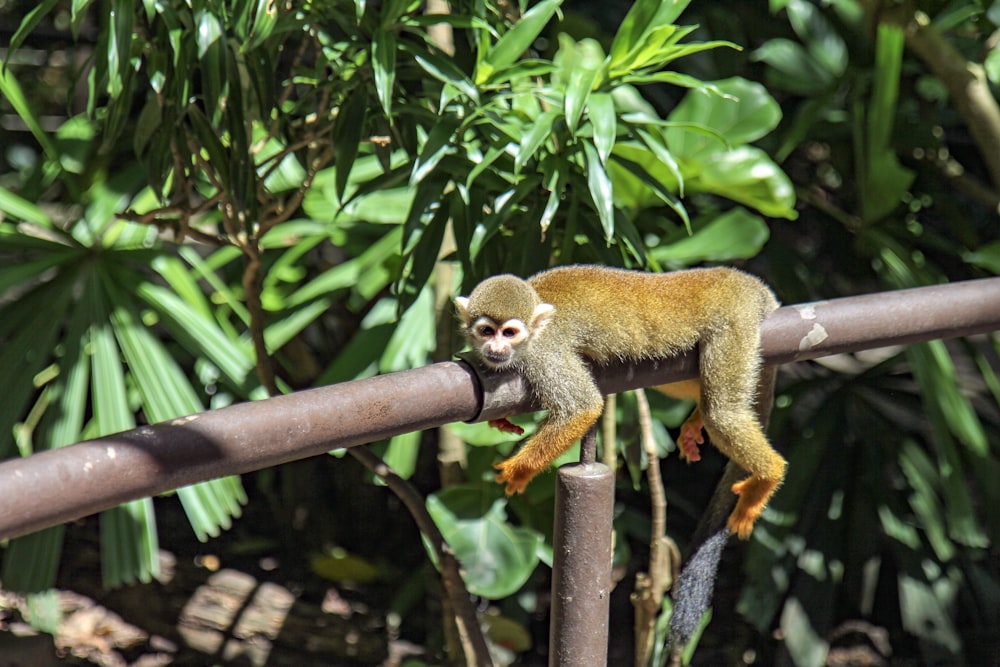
549, 427, 615, 666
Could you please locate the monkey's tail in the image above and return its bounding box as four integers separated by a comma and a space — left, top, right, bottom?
667, 463, 742, 652
667, 364, 778, 657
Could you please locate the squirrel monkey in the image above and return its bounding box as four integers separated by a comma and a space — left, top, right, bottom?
455, 265, 786, 539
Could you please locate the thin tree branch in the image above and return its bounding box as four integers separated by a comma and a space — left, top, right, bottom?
347, 446, 494, 667
893, 8, 1000, 191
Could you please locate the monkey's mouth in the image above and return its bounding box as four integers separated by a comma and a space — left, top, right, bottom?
481, 352, 513, 368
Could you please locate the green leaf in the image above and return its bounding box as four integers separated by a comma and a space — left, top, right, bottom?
427, 491, 543, 599
634, 127, 684, 195
194, 8, 224, 59
318, 322, 395, 385
256, 135, 307, 194
404, 201, 450, 306
608, 153, 689, 230
402, 175, 449, 260
246, 0, 279, 51
380, 287, 435, 372
752, 38, 836, 95
858, 148, 913, 223
857, 23, 912, 223
411, 116, 461, 185
649, 207, 769, 266
101, 500, 159, 587
514, 111, 557, 174
89, 286, 133, 434
869, 23, 904, 154
609, 0, 691, 68
6, 0, 59, 57
478, 0, 561, 83
0, 187, 52, 227
582, 140, 615, 239
108, 0, 135, 98
0, 274, 76, 458
101, 269, 245, 541
898, 441, 955, 562
588, 93, 616, 164
564, 64, 599, 135
287, 228, 401, 306
409, 48, 479, 103
2, 527, 65, 592
381, 430, 420, 480
964, 239, 1000, 274
0, 66, 61, 166
665, 77, 781, 159
480, 59, 557, 87
263, 298, 331, 353
785, 0, 848, 80
372, 28, 396, 116
985, 48, 1000, 87
897, 570, 963, 655
136, 282, 255, 391
71, 0, 97, 36
177, 245, 250, 324
910, 341, 988, 457
691, 146, 797, 219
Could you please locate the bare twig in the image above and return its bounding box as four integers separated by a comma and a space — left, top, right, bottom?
347, 446, 494, 667
632, 389, 681, 667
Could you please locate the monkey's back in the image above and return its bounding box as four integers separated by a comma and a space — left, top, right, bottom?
527, 265, 777, 363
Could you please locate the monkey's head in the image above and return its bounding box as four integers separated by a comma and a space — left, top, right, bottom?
454, 275, 555, 369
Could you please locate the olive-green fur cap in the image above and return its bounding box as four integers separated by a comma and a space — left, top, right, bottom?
463, 274, 541, 323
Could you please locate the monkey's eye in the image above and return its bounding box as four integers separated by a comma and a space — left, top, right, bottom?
501, 327, 519, 338
476, 325, 495, 338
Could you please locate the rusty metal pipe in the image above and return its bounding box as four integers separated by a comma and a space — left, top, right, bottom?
549, 429, 614, 666
758, 277, 1000, 365
0, 278, 998, 540
0, 362, 481, 539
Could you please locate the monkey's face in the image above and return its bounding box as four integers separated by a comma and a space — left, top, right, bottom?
466, 316, 530, 369
454, 284, 555, 370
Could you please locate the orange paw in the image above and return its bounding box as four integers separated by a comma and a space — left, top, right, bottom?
727, 510, 759, 541
728, 476, 777, 540
488, 418, 525, 436
678, 411, 704, 462
678, 423, 704, 462
494, 459, 534, 495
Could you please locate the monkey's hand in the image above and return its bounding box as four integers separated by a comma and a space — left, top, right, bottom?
728, 475, 780, 540
488, 418, 525, 436
494, 406, 603, 495
678, 408, 704, 462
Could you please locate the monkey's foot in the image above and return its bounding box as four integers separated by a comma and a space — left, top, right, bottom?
678, 410, 704, 462
488, 418, 525, 436
494, 459, 535, 495
728, 476, 778, 540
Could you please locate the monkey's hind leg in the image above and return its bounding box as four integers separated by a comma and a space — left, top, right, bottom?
699, 329, 787, 539
702, 411, 786, 539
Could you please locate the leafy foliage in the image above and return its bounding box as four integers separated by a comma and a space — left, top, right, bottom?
1, 0, 998, 664
715, 0, 1000, 664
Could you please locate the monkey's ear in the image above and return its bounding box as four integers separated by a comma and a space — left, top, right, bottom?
454, 296, 470, 323
531, 302, 555, 332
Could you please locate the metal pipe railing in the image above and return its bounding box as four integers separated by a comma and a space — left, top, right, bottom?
0, 277, 998, 540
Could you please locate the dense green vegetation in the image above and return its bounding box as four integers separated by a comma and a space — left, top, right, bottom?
1, 0, 999, 664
